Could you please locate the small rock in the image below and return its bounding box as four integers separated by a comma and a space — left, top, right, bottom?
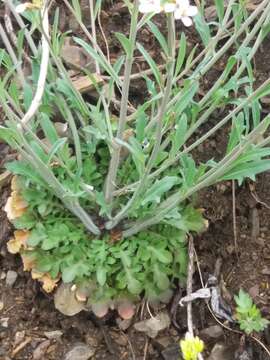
0, 318, 9, 328
54, 283, 86, 316
116, 318, 132, 331
44, 330, 63, 340
248, 284, 259, 299
33, 340, 50, 360
14, 331, 25, 346
208, 343, 236, 360
0, 301, 4, 312
261, 266, 270, 275
200, 325, 224, 340
64, 344, 95, 360
61, 38, 96, 72
134, 312, 171, 338
6, 270, 17, 287
155, 336, 172, 349
68, 16, 80, 32
0, 272, 6, 280
255, 237, 265, 247
161, 343, 181, 360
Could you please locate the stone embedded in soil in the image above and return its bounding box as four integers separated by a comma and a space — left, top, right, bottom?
134, 312, 171, 338
207, 343, 236, 360
261, 266, 270, 275
44, 330, 63, 340
54, 283, 86, 316
200, 325, 224, 340
0, 272, 6, 280
5, 270, 17, 287
0, 301, 4, 311
14, 331, 25, 346
248, 284, 259, 299
64, 344, 95, 360
33, 340, 51, 360
161, 343, 180, 360
116, 317, 132, 331
0, 317, 9, 328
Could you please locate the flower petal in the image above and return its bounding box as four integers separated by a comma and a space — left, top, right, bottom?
182, 16, 193, 26
176, 0, 190, 8
164, 2, 176, 12
186, 5, 198, 17
139, 3, 152, 13
174, 9, 183, 19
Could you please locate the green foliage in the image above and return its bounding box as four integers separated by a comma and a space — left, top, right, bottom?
234, 289, 269, 334
13, 173, 190, 303
1, 0, 270, 307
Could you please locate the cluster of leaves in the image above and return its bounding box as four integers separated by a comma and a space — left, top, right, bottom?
234, 289, 269, 334
9, 165, 205, 303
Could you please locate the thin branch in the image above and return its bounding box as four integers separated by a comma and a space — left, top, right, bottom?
105, 13, 175, 229
122, 115, 270, 237
89, 0, 113, 140
20, 1, 50, 125
0, 22, 25, 86
89, 0, 100, 74
4, 3, 32, 64
186, 236, 195, 337
5, 0, 38, 56
104, 0, 139, 204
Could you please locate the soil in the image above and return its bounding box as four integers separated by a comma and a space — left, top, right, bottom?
0, 1, 270, 360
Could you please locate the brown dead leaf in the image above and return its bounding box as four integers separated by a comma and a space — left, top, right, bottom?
7, 230, 30, 254
4, 191, 28, 220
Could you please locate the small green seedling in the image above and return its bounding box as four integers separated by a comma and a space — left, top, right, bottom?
234, 289, 269, 334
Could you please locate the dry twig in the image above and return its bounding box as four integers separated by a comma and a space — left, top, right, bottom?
21, 1, 50, 125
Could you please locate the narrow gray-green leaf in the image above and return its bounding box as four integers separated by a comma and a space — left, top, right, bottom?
147, 20, 168, 56
74, 37, 120, 85
175, 32, 186, 76
115, 32, 132, 56
194, 13, 211, 47
215, 0, 224, 22
137, 42, 162, 88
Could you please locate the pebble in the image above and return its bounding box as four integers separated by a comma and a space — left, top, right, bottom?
5, 270, 18, 287
200, 325, 224, 340
0, 272, 6, 280
248, 284, 259, 299
64, 344, 95, 360
116, 317, 132, 331
44, 330, 63, 340
54, 283, 85, 316
155, 336, 172, 349
161, 343, 180, 360
14, 331, 25, 346
0, 301, 4, 311
0, 318, 9, 328
33, 340, 51, 360
207, 343, 235, 360
261, 266, 270, 275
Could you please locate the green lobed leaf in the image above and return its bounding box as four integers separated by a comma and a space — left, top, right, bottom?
141, 176, 180, 206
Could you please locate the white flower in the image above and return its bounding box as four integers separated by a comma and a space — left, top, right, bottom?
15, 3, 28, 13
139, 0, 162, 13
164, 0, 198, 26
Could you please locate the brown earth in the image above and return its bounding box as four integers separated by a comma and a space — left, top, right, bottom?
0, 1, 270, 359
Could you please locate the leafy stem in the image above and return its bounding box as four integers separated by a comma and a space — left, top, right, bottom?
106, 13, 176, 229
104, 0, 139, 204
